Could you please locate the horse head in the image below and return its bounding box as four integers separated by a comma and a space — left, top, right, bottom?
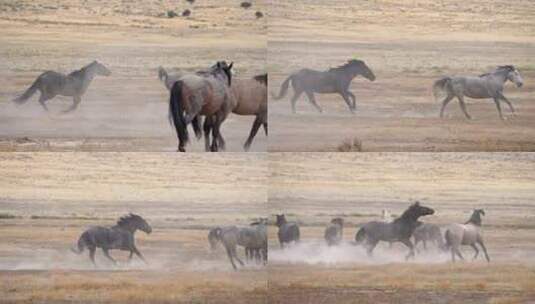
331, 217, 344, 227
275, 214, 287, 227
211, 61, 233, 86
208, 227, 222, 250
406, 201, 435, 219
502, 66, 523, 88
348, 59, 376, 81
91, 60, 112, 76
118, 213, 152, 234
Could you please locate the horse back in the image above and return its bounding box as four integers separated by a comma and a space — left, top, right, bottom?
231, 78, 267, 115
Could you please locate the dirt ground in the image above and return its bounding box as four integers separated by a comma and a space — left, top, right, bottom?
268, 0, 535, 152
268, 153, 535, 303
0, 153, 268, 303
0, 0, 267, 152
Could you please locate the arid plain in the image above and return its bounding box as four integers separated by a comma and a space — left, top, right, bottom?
0, 0, 267, 152
0, 153, 268, 303
268, 153, 535, 303
269, 0, 535, 151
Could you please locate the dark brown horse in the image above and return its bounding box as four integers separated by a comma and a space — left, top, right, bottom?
272, 59, 375, 113
168, 61, 235, 152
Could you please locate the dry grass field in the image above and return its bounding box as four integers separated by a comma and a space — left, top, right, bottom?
0, 0, 267, 152
268, 153, 535, 303
0, 153, 268, 303
268, 0, 535, 151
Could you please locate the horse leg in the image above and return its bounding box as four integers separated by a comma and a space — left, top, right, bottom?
128, 250, 134, 263
477, 239, 490, 262
347, 91, 357, 110
470, 243, 479, 260
497, 92, 515, 114
132, 246, 147, 264
89, 246, 97, 266
102, 248, 117, 265
305, 91, 323, 113
423, 239, 427, 251
211, 112, 226, 152
225, 247, 238, 270
401, 239, 415, 260
455, 247, 464, 261
493, 97, 505, 120
38, 94, 51, 112
457, 96, 472, 120
192, 116, 203, 140
439, 95, 453, 118
63, 95, 82, 113
339, 92, 354, 113
366, 239, 378, 257
233, 247, 244, 266
203, 116, 213, 151
290, 91, 303, 114
244, 115, 262, 151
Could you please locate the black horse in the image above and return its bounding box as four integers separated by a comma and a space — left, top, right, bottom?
272, 59, 376, 113
355, 202, 434, 260
71, 213, 152, 266
275, 214, 300, 248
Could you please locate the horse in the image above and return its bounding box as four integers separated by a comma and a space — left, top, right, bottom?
159, 66, 267, 151
275, 214, 300, 248
13, 60, 111, 113
168, 61, 235, 152
444, 209, 490, 263
249, 219, 268, 264
71, 213, 152, 266
208, 224, 267, 270
272, 59, 376, 113
433, 65, 524, 120
324, 217, 344, 246
413, 222, 445, 252
354, 202, 435, 260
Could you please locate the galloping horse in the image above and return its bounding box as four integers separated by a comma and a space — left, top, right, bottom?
433, 65, 524, 120
355, 202, 435, 260
444, 209, 490, 262
272, 59, 376, 113
71, 213, 152, 266
168, 61, 235, 152
13, 60, 111, 113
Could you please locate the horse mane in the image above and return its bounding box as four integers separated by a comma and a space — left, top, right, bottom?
479, 65, 515, 77
465, 210, 484, 226
253, 74, 268, 85
328, 59, 364, 72
117, 213, 141, 228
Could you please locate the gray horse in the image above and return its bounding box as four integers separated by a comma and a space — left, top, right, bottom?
71, 213, 152, 266
355, 202, 435, 260
324, 217, 344, 246
208, 223, 267, 270
13, 60, 111, 113
275, 214, 300, 248
272, 59, 376, 113
444, 209, 490, 263
433, 65, 524, 120
413, 223, 445, 252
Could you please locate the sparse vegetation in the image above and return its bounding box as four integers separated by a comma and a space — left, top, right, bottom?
337, 138, 363, 152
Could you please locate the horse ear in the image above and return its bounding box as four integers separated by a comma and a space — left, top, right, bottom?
414, 201, 420, 206
228, 62, 233, 70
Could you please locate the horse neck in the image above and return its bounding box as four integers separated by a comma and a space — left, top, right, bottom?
489, 70, 508, 85
466, 214, 482, 226
113, 223, 136, 234
397, 211, 419, 224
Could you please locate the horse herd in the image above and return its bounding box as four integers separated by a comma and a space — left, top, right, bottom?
12, 60, 267, 152
11, 59, 525, 151
71, 203, 489, 271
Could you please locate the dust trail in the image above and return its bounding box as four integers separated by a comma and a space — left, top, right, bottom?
269, 240, 450, 265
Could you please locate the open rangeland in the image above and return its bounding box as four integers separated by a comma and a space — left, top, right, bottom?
268, 153, 535, 303
268, 0, 535, 151
0, 0, 267, 152
0, 153, 268, 303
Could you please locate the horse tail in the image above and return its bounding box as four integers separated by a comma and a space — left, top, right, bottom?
294, 225, 300, 242
169, 80, 189, 145
443, 229, 452, 251
158, 66, 168, 83
432, 77, 451, 101
355, 227, 367, 244
271, 74, 294, 100
71, 232, 87, 254
13, 78, 40, 104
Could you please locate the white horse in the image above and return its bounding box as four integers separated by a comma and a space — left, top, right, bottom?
444, 209, 490, 262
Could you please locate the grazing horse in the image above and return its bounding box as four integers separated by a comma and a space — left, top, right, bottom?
413, 223, 445, 252
272, 59, 376, 113
168, 61, 235, 152
324, 217, 344, 246
13, 60, 111, 113
433, 65, 524, 120
444, 209, 490, 263
71, 213, 152, 266
275, 214, 300, 248
355, 202, 435, 260
159, 67, 267, 151
208, 224, 267, 270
